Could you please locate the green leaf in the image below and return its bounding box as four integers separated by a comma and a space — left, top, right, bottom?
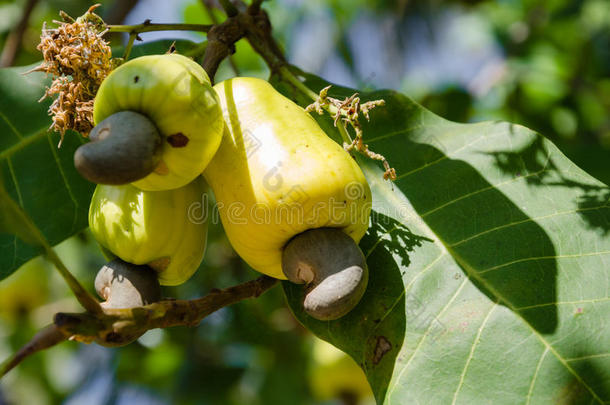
0, 177, 42, 247
0, 40, 197, 281
0, 64, 92, 281
275, 72, 610, 404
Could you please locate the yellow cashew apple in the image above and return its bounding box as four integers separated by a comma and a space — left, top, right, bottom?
203, 77, 371, 280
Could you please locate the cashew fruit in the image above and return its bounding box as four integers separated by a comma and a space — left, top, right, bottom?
92, 54, 224, 190
88, 177, 208, 286
203, 77, 372, 280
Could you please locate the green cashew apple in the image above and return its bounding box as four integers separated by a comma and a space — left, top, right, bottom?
204, 77, 372, 320
89, 177, 208, 286
75, 53, 224, 191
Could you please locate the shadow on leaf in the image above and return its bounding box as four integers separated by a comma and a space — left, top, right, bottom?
367, 211, 433, 268
371, 129, 559, 334
486, 132, 558, 186
576, 188, 610, 235
553, 357, 610, 405
486, 128, 610, 235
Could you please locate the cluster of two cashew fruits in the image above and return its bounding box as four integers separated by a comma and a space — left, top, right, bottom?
79, 54, 372, 321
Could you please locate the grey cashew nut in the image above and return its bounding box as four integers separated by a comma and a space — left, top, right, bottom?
74, 111, 162, 185
282, 228, 369, 320
95, 258, 162, 309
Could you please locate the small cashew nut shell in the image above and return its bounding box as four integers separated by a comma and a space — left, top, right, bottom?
94, 258, 162, 309
74, 111, 162, 185
282, 228, 369, 321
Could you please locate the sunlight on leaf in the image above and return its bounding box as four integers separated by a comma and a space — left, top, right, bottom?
275, 71, 610, 405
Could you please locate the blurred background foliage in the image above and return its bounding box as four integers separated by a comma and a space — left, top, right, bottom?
0, 0, 608, 404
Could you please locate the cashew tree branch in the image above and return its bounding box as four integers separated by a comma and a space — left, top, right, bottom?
107, 22, 213, 34
1, 275, 278, 377
199, 0, 240, 75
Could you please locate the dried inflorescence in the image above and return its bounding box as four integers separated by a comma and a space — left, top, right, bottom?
33, 5, 114, 145
307, 85, 397, 181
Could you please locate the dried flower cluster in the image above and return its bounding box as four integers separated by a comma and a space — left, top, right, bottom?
307, 85, 397, 181
33, 5, 113, 145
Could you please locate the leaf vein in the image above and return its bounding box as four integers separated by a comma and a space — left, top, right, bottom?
0, 110, 23, 139
6, 156, 23, 272
394, 133, 489, 181
525, 347, 549, 405
6, 157, 24, 206
450, 206, 609, 248
365, 224, 402, 258
566, 353, 610, 362
368, 252, 447, 340
388, 278, 468, 403
46, 135, 79, 232
451, 301, 498, 405
0, 129, 47, 161
515, 297, 610, 311
421, 166, 549, 219
479, 251, 610, 275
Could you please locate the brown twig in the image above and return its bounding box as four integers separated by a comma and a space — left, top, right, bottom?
202, 0, 286, 81
218, 0, 239, 17
200, 5, 286, 82
199, 5, 287, 81
107, 22, 213, 34
0, 276, 278, 376
0, 325, 68, 377
0, 0, 39, 67
249, 0, 265, 14
199, 0, 240, 76
201, 16, 245, 81
243, 6, 285, 69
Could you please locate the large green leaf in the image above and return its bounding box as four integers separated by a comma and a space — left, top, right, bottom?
0, 40, 198, 281
276, 72, 610, 404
